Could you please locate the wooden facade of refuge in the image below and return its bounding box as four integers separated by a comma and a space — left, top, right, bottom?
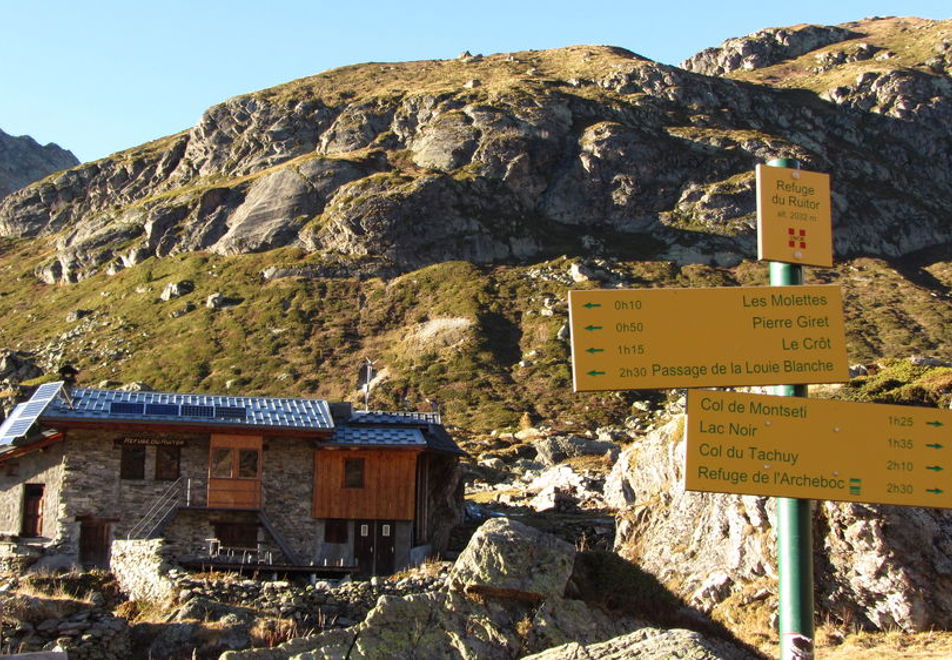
0, 382, 465, 576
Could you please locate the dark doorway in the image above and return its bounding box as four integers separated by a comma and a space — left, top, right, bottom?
355, 519, 375, 575
21, 484, 44, 537
376, 521, 396, 575
354, 519, 396, 576
79, 520, 111, 569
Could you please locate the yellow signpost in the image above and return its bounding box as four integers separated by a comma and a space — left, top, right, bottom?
569, 285, 849, 391
756, 164, 833, 268
686, 390, 952, 508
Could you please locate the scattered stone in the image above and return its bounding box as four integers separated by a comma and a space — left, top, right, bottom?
160, 280, 194, 301
169, 302, 196, 318
65, 309, 92, 322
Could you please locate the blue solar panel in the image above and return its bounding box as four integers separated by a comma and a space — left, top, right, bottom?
110, 402, 144, 415
32, 382, 64, 401
5, 419, 35, 435
21, 400, 51, 416
181, 405, 215, 418
0, 382, 65, 444
215, 406, 246, 420
145, 403, 180, 416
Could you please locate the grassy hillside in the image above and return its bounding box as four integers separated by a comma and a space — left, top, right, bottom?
2, 232, 950, 431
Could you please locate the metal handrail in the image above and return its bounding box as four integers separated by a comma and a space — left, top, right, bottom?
126, 477, 184, 539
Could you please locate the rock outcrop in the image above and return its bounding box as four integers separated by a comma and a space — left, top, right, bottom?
607, 413, 952, 632
0, 129, 78, 200
223, 517, 758, 660
681, 25, 860, 76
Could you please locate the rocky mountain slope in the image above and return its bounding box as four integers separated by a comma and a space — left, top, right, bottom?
0, 16, 949, 430
0, 17, 950, 285
0, 129, 77, 200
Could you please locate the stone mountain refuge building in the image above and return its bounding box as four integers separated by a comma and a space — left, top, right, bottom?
0, 382, 464, 575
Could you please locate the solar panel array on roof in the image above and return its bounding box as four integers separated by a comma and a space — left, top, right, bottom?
215, 406, 247, 420
41, 386, 327, 431
180, 404, 215, 418
110, 402, 144, 415
0, 382, 65, 445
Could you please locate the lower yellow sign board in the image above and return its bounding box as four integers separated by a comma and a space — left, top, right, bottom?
686, 390, 952, 508
569, 286, 849, 391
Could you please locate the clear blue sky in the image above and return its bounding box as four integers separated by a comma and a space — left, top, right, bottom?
2, 1, 948, 163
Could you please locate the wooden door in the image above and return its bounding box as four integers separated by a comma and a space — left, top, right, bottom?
208, 435, 262, 509
375, 520, 396, 575
355, 519, 375, 575
20, 484, 44, 537
354, 519, 396, 575
79, 520, 111, 568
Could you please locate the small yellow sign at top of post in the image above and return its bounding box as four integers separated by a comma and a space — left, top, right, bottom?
756, 164, 833, 268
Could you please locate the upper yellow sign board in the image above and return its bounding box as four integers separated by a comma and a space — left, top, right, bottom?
756, 164, 833, 268
686, 390, 952, 508
569, 286, 849, 391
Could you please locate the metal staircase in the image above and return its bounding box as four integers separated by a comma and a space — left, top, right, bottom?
127, 477, 184, 539
257, 511, 299, 564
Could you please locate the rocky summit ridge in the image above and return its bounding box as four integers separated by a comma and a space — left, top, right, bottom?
0, 16, 950, 285
0, 129, 77, 201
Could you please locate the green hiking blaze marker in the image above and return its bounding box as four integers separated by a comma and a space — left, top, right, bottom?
927, 421, 945, 427
928, 488, 944, 495
583, 302, 601, 309
927, 466, 944, 472
587, 370, 606, 377
585, 348, 605, 354
584, 325, 603, 332
927, 443, 945, 450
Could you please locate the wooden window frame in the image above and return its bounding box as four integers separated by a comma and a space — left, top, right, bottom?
120, 445, 145, 480
343, 458, 365, 489
155, 445, 181, 481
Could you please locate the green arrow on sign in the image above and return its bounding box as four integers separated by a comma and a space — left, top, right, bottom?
585, 347, 605, 354
583, 302, 601, 309
584, 325, 603, 332
927, 421, 945, 427
587, 370, 606, 377
927, 465, 944, 472
927, 488, 944, 495
927, 443, 944, 450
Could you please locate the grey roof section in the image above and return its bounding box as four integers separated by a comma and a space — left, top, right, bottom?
424, 425, 468, 456
329, 426, 426, 447
350, 410, 441, 425
347, 409, 464, 455
35, 383, 334, 434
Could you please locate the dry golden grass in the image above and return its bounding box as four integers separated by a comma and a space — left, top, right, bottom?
466, 488, 523, 504
816, 628, 952, 659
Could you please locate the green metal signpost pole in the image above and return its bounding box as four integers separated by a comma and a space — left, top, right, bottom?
768, 157, 814, 658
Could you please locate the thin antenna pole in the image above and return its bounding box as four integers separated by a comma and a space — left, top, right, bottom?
363, 358, 375, 411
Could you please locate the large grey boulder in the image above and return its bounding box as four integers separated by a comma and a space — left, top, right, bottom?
523, 627, 758, 660
446, 517, 575, 601
223, 587, 644, 660
533, 434, 619, 467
